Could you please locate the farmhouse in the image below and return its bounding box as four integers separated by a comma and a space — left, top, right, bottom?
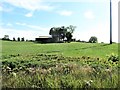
35, 36, 53, 43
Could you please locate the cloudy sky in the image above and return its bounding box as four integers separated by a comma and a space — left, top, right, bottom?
0, 0, 119, 43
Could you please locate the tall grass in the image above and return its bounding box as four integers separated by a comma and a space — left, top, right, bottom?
2, 53, 118, 88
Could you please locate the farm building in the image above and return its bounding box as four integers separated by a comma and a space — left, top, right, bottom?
35, 36, 53, 43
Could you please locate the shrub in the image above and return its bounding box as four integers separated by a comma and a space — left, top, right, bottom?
89, 36, 98, 43
107, 53, 119, 62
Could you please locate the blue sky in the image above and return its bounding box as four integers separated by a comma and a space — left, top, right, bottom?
0, 0, 119, 43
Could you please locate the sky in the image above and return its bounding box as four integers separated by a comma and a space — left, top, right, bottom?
0, 0, 119, 43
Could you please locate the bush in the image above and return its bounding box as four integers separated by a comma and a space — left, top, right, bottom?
107, 53, 119, 62
2, 38, 10, 41
89, 36, 98, 43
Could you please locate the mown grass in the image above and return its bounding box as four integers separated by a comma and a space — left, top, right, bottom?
1, 40, 119, 88
2, 40, 118, 58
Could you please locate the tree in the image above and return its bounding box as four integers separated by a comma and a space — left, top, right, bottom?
49, 27, 59, 42
59, 26, 67, 41
89, 36, 98, 43
66, 25, 76, 42
17, 37, 20, 41
49, 26, 67, 42
4, 35, 9, 39
2, 35, 10, 40
66, 32, 73, 42
13, 37, 16, 41
21, 37, 25, 41
67, 25, 76, 34
49, 27, 54, 36
49, 25, 76, 43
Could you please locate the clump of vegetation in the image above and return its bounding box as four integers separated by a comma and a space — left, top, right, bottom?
2, 35, 10, 41
107, 53, 119, 62
89, 36, 98, 43
49, 25, 76, 43
1, 53, 119, 88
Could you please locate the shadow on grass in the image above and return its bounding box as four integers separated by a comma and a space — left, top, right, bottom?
100, 44, 111, 46
45, 50, 61, 53
80, 44, 111, 50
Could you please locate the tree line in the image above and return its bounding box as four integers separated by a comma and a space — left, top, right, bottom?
1, 35, 25, 41
13, 37, 25, 41
49, 25, 98, 43
1, 24, 98, 43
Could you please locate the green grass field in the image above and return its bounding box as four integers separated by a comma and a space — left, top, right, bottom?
1, 40, 119, 88
2, 40, 118, 58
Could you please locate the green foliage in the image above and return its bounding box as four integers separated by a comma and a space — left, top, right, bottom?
49, 25, 76, 42
67, 25, 76, 34
66, 32, 72, 42
89, 36, 98, 43
21, 37, 25, 41
2, 35, 10, 41
13, 37, 16, 41
107, 53, 119, 62
1, 53, 119, 88
49, 26, 67, 42
17, 37, 20, 41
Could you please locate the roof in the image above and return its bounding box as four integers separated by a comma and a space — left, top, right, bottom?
38, 36, 52, 38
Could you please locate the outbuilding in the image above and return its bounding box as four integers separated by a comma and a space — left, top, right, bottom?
35, 36, 53, 43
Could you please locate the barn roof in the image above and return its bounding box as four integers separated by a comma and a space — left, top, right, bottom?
38, 36, 52, 38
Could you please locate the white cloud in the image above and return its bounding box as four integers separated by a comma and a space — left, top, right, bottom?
84, 11, 95, 19
16, 22, 27, 26
2, 0, 54, 11
0, 6, 2, 11
16, 22, 49, 31
0, 23, 4, 26
73, 20, 118, 43
0, 3, 13, 12
0, 28, 38, 40
1, 0, 118, 42
6, 23, 13, 27
57, 10, 73, 16
1, 22, 51, 40
25, 12, 33, 17
0, 26, 50, 40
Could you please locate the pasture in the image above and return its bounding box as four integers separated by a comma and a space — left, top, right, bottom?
2, 40, 118, 58
1, 40, 119, 88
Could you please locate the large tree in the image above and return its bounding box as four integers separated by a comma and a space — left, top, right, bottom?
67, 25, 76, 34
49, 27, 59, 42
66, 25, 76, 42
21, 37, 25, 41
49, 25, 76, 42
89, 36, 98, 43
66, 32, 72, 42
13, 37, 16, 41
2, 35, 10, 40
59, 26, 67, 41
49, 26, 67, 42
17, 37, 20, 41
